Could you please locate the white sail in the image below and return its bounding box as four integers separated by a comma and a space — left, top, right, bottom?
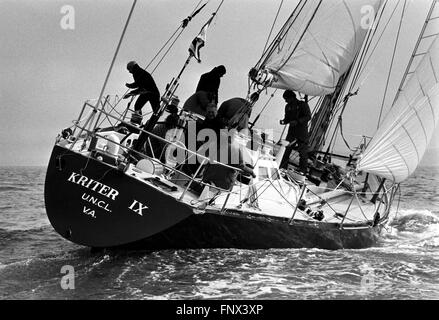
262, 0, 383, 96
357, 36, 439, 183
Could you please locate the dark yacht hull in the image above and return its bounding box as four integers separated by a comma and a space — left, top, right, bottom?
45, 145, 381, 250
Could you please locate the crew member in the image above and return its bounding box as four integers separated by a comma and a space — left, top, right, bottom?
202, 132, 255, 190
279, 90, 311, 173
198, 103, 225, 137
124, 61, 161, 125
218, 92, 259, 131
196, 65, 226, 103
182, 91, 214, 118
148, 109, 180, 161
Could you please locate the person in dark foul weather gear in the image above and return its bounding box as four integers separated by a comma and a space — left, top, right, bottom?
195, 65, 226, 104
182, 91, 215, 118
217, 92, 259, 131
198, 103, 225, 137
279, 90, 311, 173
124, 61, 161, 125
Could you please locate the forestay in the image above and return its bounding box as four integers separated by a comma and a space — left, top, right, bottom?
261, 0, 383, 96
357, 36, 439, 182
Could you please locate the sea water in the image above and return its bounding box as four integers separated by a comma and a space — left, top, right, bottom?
0, 166, 438, 299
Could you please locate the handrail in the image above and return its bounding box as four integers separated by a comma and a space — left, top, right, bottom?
71, 102, 88, 137
70, 124, 240, 200
339, 195, 355, 229
66, 96, 392, 226
179, 159, 207, 200
80, 101, 244, 172
288, 182, 307, 224
67, 122, 386, 226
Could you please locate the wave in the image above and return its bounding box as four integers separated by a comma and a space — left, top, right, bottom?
382, 209, 439, 249
0, 226, 50, 240
389, 209, 439, 232
0, 186, 29, 192
0, 205, 14, 210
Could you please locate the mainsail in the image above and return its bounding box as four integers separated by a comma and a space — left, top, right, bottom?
257, 0, 383, 96
357, 36, 439, 182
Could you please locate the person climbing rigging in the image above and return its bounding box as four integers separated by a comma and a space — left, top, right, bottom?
124, 61, 161, 125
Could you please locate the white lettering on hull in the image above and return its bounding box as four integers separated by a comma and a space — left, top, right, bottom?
67, 172, 119, 200
83, 207, 96, 219
128, 200, 149, 216
67, 172, 149, 219
81, 193, 112, 212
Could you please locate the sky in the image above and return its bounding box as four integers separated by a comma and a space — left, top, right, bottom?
0, 0, 438, 166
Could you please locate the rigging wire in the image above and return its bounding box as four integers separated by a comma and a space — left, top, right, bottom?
395, 184, 401, 220
146, 28, 183, 71
93, 0, 138, 112
276, 0, 322, 72
341, 0, 389, 105
354, 0, 402, 86
261, 0, 284, 56
247, 1, 313, 134
111, 0, 209, 110
249, 89, 278, 129
391, 0, 439, 106
255, 0, 306, 70
377, 0, 408, 128
151, 28, 187, 74
317, 1, 393, 153
147, 0, 206, 71
210, 0, 226, 22
64, 0, 138, 166
141, 0, 226, 133
152, 0, 225, 74
311, 66, 354, 154
349, 0, 389, 89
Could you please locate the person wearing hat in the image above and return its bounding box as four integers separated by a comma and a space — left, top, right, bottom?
279, 90, 311, 173
124, 61, 161, 125
195, 65, 226, 104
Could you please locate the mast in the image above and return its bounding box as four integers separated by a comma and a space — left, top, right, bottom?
308, 69, 352, 154
305, 1, 388, 155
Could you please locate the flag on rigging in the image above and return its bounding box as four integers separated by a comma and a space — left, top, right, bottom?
189, 13, 215, 63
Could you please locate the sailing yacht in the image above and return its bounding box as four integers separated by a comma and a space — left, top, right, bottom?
44, 0, 439, 250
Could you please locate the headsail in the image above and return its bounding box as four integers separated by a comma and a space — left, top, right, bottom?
255, 0, 383, 96
357, 36, 439, 183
